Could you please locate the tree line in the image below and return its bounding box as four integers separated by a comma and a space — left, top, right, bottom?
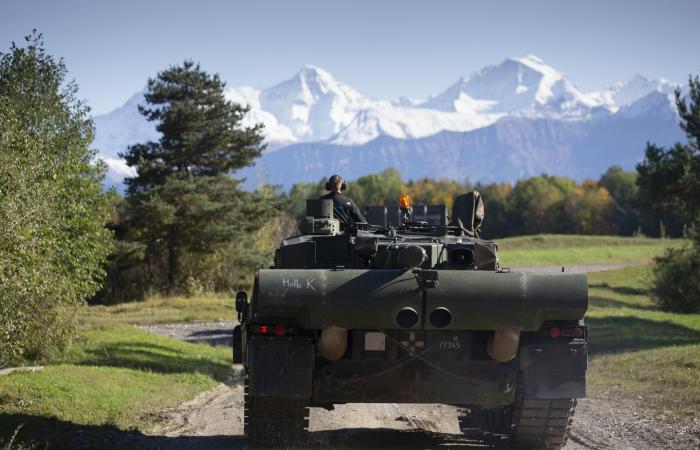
284, 165, 683, 240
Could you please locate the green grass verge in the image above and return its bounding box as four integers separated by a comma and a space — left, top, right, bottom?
498, 234, 673, 250
0, 309, 233, 443
497, 234, 683, 266
83, 294, 234, 326
586, 265, 700, 416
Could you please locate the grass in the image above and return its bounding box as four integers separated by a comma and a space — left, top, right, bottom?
497, 234, 683, 266
585, 266, 700, 416
497, 234, 672, 250
0, 296, 235, 445
83, 293, 234, 326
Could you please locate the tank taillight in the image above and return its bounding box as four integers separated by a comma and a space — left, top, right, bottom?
539, 325, 584, 339
251, 324, 298, 336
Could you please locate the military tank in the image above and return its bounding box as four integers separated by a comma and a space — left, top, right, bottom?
234, 192, 588, 448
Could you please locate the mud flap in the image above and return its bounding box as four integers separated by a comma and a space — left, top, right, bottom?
519, 340, 587, 399
247, 335, 313, 399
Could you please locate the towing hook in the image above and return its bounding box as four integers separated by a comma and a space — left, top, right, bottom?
413, 268, 440, 289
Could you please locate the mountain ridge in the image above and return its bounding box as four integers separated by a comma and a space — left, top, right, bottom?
91, 55, 683, 190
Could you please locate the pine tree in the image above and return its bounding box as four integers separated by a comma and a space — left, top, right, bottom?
637, 77, 700, 226
122, 60, 264, 191
120, 61, 270, 292
637, 76, 700, 313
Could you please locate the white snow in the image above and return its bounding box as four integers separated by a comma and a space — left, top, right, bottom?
587, 75, 677, 112
419, 55, 602, 119
391, 96, 423, 107
225, 64, 506, 148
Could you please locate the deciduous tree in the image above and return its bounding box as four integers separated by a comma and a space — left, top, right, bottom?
0, 32, 113, 365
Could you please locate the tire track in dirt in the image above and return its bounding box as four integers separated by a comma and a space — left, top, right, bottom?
145, 375, 699, 449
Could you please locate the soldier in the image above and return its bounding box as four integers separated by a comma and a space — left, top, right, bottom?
320, 174, 367, 224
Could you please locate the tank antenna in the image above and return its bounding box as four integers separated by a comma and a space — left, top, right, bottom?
307, 116, 318, 186
456, 129, 467, 187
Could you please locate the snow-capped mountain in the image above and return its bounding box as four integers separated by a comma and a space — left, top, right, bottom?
224, 64, 501, 148
420, 55, 601, 118
93, 55, 684, 190
93, 90, 158, 159
590, 75, 677, 111
225, 65, 370, 147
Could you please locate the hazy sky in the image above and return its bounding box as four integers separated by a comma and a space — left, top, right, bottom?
2, 0, 698, 115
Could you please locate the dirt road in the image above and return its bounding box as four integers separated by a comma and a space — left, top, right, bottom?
143, 368, 698, 449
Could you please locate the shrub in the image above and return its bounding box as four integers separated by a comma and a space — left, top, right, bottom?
0, 33, 113, 365
650, 244, 700, 313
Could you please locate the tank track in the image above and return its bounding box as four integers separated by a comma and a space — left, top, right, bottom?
458, 407, 512, 445
458, 393, 577, 449
510, 395, 577, 449
243, 374, 310, 447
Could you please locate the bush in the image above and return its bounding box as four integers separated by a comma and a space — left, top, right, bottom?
95, 193, 293, 304
0, 33, 113, 366
650, 244, 700, 313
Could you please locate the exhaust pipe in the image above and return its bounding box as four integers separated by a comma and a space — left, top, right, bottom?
319, 326, 348, 361
487, 328, 520, 363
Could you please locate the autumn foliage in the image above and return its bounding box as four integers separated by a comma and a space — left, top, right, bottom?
286, 166, 678, 239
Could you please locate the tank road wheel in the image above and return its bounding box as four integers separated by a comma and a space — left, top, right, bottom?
510, 396, 577, 449
243, 375, 309, 447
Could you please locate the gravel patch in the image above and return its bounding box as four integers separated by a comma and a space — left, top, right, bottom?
139, 321, 237, 347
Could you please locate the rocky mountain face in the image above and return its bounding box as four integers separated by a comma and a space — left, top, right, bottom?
92, 56, 683, 189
